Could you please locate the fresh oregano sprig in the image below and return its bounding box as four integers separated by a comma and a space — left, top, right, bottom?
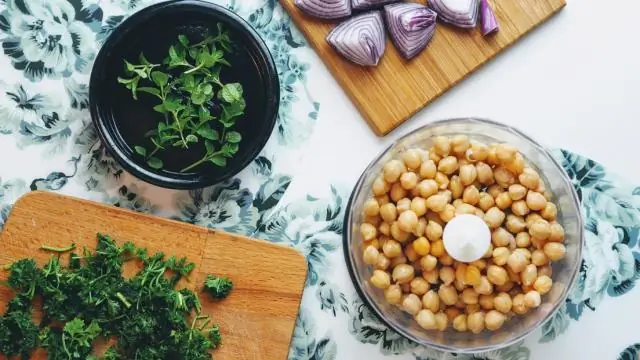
117, 23, 244, 172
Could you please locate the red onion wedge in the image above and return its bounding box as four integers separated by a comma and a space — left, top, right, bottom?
480, 0, 499, 35
352, 0, 400, 11
294, 0, 351, 19
428, 0, 480, 29
384, 3, 437, 60
326, 11, 386, 67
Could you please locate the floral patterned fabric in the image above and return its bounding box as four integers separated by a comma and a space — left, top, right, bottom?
1, 0, 639, 359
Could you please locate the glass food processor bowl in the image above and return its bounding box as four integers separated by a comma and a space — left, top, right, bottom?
343, 117, 583, 353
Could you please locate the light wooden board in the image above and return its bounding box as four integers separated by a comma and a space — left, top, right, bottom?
0, 191, 307, 360
280, 0, 566, 136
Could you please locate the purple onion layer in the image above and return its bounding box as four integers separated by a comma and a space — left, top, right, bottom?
352, 0, 400, 11
428, 0, 480, 29
326, 11, 386, 67
384, 3, 437, 60
294, 0, 351, 19
480, 0, 499, 35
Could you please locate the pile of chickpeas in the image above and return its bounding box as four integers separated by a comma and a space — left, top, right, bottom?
359, 135, 567, 334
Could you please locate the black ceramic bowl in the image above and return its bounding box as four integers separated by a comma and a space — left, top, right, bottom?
90, 0, 279, 190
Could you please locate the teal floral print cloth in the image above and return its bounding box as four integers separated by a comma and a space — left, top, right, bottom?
0, 0, 639, 359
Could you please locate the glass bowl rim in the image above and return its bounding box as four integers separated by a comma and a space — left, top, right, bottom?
342, 117, 584, 353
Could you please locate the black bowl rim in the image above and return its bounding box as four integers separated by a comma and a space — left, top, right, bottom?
89, 0, 280, 190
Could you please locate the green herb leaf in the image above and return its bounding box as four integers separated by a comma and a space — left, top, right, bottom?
219, 83, 243, 103
138, 87, 161, 97
134, 146, 147, 156
225, 131, 241, 143
191, 92, 207, 106
139, 53, 151, 66
185, 134, 198, 143
178, 34, 189, 46
124, 60, 135, 72
153, 104, 167, 114
204, 140, 215, 154
222, 143, 239, 157
209, 155, 226, 167
147, 157, 163, 169
151, 71, 169, 87
198, 107, 212, 122
196, 126, 219, 141
202, 83, 213, 95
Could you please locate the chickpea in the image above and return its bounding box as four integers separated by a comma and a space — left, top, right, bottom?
385, 284, 402, 304
434, 312, 448, 331
419, 255, 438, 272
448, 134, 469, 154
461, 288, 479, 305
484, 207, 506, 229
370, 270, 391, 289
548, 223, 565, 243
375, 254, 391, 270
541, 202, 558, 221
494, 167, 515, 188
395, 198, 410, 214
398, 172, 417, 191
433, 136, 451, 156
496, 281, 515, 293
467, 311, 486, 334
410, 277, 430, 296
462, 186, 480, 205
363, 199, 380, 217
414, 309, 438, 330
453, 314, 468, 332
382, 240, 403, 258
372, 176, 390, 196
458, 265, 480, 287
525, 213, 543, 227
495, 192, 513, 210
529, 219, 551, 240
428, 238, 445, 257
389, 183, 407, 202
425, 194, 447, 213
525, 191, 547, 211
521, 264, 538, 286
360, 223, 377, 241
470, 259, 487, 271
457, 165, 476, 187
511, 200, 530, 217
379, 203, 397, 223
506, 215, 526, 234
408, 237, 428, 257
487, 184, 503, 198
534, 275, 553, 295
445, 307, 462, 322
495, 144, 517, 163
402, 293, 422, 315
492, 227, 514, 247
539, 264, 553, 278
478, 192, 495, 211
514, 248, 531, 260
436, 156, 457, 175
383, 160, 406, 183
530, 250, 547, 267
507, 251, 528, 273
422, 290, 440, 312
438, 285, 458, 306
493, 247, 511, 266
402, 149, 422, 170
419, 160, 437, 180
449, 176, 463, 199
405, 244, 419, 262
476, 294, 493, 310
519, 168, 540, 190
474, 276, 494, 295
524, 290, 541, 308
363, 245, 379, 265
515, 232, 531, 248
397, 210, 418, 233
485, 310, 506, 331
466, 141, 489, 162
365, 216, 381, 228
439, 204, 456, 222
435, 172, 450, 190
486, 265, 508, 286
544, 242, 566, 261
455, 203, 477, 215
421, 222, 442, 244
506, 153, 525, 175
490, 292, 511, 314
379, 222, 391, 236
423, 269, 439, 284
390, 222, 410, 243
512, 294, 528, 315
507, 184, 527, 201
414, 218, 427, 237
476, 162, 495, 185
483, 243, 494, 259
439, 267, 456, 285
392, 264, 415, 284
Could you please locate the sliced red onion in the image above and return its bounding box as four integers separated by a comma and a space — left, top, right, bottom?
480, 0, 499, 35
294, 0, 351, 19
384, 3, 437, 60
326, 11, 386, 67
428, 0, 480, 29
352, 0, 400, 11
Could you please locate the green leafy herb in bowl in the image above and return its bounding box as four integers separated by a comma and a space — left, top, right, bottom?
117, 24, 244, 173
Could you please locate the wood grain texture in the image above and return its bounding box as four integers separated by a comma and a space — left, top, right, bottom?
279, 0, 566, 136
0, 191, 307, 360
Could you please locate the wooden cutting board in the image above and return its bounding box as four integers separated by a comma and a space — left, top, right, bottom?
280, 0, 566, 136
0, 191, 307, 360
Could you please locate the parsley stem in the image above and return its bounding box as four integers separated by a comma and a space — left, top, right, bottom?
184, 63, 205, 74
41, 244, 76, 253
116, 292, 132, 309
180, 151, 223, 173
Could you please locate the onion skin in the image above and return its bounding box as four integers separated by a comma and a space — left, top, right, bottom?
352, 0, 401, 11
384, 3, 437, 60
326, 11, 386, 67
294, 0, 351, 19
428, 0, 480, 29
480, 0, 499, 35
